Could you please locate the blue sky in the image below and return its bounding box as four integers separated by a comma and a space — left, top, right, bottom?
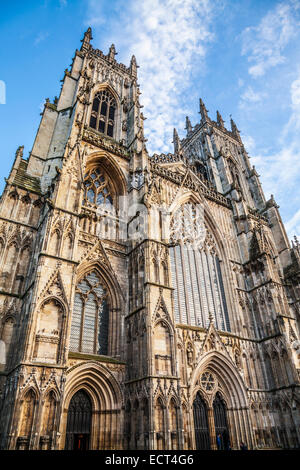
1, 0, 300, 240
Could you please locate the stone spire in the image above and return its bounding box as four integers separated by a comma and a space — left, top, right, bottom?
130, 55, 138, 78
217, 110, 225, 129
185, 116, 193, 135
108, 44, 117, 61
173, 128, 181, 153
80, 27, 93, 52
199, 98, 209, 123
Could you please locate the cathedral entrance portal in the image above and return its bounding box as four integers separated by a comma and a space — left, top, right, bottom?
65, 390, 92, 450
193, 392, 211, 450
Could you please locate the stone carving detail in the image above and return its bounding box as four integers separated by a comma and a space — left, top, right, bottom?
200, 371, 216, 392
170, 203, 206, 249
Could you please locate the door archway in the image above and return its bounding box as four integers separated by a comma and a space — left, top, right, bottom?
213, 392, 230, 450
193, 392, 211, 450
65, 389, 92, 450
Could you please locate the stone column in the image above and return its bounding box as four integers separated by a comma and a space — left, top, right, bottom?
207, 407, 217, 450
227, 408, 237, 449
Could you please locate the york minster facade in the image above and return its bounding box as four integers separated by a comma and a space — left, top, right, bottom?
0, 29, 299, 450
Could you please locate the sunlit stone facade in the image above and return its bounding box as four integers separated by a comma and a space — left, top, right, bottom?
0, 29, 299, 450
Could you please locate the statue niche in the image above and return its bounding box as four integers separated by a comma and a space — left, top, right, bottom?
33, 298, 64, 363
153, 320, 173, 375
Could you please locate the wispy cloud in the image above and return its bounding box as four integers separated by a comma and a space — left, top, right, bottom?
239, 86, 266, 108
86, 0, 219, 153
34, 31, 49, 45
285, 208, 300, 237
241, 0, 300, 78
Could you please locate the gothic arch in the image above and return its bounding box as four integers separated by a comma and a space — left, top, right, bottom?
90, 83, 120, 110
87, 83, 121, 138
33, 296, 67, 364
61, 361, 123, 450
152, 318, 175, 375
168, 192, 227, 260
84, 150, 127, 198
168, 195, 232, 331
191, 351, 248, 407
76, 259, 124, 310
190, 350, 252, 449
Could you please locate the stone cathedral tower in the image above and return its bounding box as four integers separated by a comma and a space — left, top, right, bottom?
0, 29, 299, 451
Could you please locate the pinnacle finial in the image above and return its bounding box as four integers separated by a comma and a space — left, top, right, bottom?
185, 116, 193, 135
173, 128, 181, 153
81, 27, 93, 52
16, 145, 24, 158
130, 55, 138, 77
199, 98, 209, 122
208, 311, 214, 324
230, 116, 240, 133
217, 110, 225, 128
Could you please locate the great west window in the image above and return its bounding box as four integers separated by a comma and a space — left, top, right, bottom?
169, 203, 230, 331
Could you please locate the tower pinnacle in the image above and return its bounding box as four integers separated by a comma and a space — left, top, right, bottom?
217, 110, 225, 129
173, 128, 181, 153
185, 116, 193, 135
130, 55, 138, 77
80, 27, 93, 52
199, 98, 209, 123
230, 117, 241, 141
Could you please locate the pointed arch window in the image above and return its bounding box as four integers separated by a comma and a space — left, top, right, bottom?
83, 167, 113, 208
89, 90, 116, 137
70, 271, 109, 355
169, 202, 230, 331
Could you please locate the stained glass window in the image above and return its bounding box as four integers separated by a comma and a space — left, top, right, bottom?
70, 271, 109, 355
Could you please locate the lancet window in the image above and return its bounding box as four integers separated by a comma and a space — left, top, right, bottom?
69, 271, 109, 355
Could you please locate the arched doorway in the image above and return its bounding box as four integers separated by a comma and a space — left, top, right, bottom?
193, 392, 210, 450
213, 392, 230, 450
65, 390, 92, 450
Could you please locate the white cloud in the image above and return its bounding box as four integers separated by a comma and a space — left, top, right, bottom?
241, 0, 300, 78
87, 0, 218, 153
285, 208, 300, 238
239, 86, 266, 108
242, 134, 256, 153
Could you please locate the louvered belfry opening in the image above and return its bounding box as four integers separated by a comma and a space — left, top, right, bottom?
213, 392, 230, 450
193, 392, 211, 450
65, 390, 92, 450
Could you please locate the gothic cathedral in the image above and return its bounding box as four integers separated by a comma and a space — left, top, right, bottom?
0, 29, 299, 451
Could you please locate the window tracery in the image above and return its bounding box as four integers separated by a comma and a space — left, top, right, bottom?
83, 167, 113, 209
169, 202, 230, 331
70, 271, 109, 355
89, 90, 116, 137
200, 371, 216, 392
